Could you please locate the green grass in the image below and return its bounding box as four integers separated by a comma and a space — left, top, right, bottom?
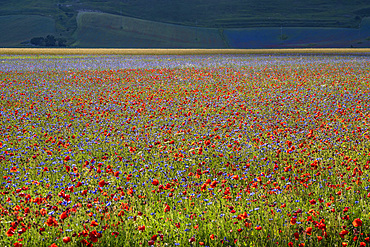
73, 0, 369, 28
73, 12, 226, 48
0, 0, 369, 47
0, 15, 55, 47
73, 12, 370, 48
0, 0, 76, 39
1, 0, 370, 33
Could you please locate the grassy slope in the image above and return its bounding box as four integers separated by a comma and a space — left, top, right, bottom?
1, 0, 370, 30
0, 0, 369, 47
0, 15, 55, 46
74, 0, 370, 28
224, 17, 370, 48
72, 12, 370, 48
0, 0, 76, 41
74, 12, 226, 48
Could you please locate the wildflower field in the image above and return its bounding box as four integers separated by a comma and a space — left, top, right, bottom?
0, 54, 369, 247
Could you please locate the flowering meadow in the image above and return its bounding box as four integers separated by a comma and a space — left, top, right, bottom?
0, 54, 370, 247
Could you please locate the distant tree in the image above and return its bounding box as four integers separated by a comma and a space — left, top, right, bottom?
57, 38, 67, 47
45, 35, 56, 46
279, 34, 288, 41
30, 37, 45, 46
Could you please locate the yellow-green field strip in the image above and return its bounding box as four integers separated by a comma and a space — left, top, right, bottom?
1, 48, 370, 55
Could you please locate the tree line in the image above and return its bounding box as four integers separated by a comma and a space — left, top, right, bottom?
30, 35, 67, 47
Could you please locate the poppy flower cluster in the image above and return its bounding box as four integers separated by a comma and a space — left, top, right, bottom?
0, 54, 369, 246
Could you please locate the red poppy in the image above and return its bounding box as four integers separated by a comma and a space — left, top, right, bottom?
152, 179, 159, 186
353, 218, 362, 227
89, 230, 101, 243
290, 217, 297, 225
90, 220, 98, 227
98, 180, 106, 187
151, 235, 157, 241
306, 227, 313, 235
46, 216, 58, 227
80, 239, 90, 246
60, 211, 68, 220
340, 230, 349, 238
62, 237, 71, 243
6, 227, 15, 237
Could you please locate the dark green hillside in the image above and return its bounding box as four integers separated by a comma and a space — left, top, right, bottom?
74, 0, 370, 28
0, 0, 76, 41
0, 0, 369, 47
1, 0, 370, 30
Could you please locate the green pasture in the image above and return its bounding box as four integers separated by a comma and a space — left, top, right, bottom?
73, 12, 226, 48
0, 0, 369, 48
67, 0, 370, 29
73, 12, 370, 48
0, 15, 55, 47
